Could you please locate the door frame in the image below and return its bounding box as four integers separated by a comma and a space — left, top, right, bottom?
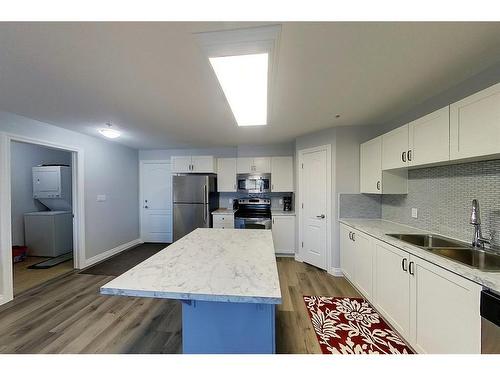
0, 132, 85, 306
297, 144, 332, 271
139, 160, 172, 242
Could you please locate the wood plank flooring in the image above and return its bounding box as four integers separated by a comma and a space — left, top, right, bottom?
14, 256, 74, 296
0, 257, 359, 354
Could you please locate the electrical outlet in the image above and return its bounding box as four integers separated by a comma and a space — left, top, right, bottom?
97, 194, 106, 202
279, 199, 283, 205
411, 208, 418, 219
228, 199, 233, 206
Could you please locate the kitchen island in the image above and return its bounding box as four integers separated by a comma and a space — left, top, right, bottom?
100, 228, 282, 354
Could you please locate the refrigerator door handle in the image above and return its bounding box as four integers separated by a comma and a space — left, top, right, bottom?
203, 184, 207, 205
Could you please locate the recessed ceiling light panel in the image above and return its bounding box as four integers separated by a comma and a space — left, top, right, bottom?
209, 53, 268, 126
196, 25, 281, 127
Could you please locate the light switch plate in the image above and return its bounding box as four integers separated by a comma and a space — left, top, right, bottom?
411, 208, 418, 219
97, 194, 107, 202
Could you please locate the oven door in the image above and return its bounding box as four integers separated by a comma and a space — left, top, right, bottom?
234, 217, 272, 230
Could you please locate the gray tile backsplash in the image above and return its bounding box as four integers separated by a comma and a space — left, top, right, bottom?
339, 194, 382, 219
382, 159, 500, 247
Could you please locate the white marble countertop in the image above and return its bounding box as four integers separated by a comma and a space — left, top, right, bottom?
271, 210, 295, 216
100, 228, 282, 304
211, 208, 236, 215
340, 219, 500, 293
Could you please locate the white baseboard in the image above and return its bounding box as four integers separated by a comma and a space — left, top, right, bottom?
84, 238, 143, 268
328, 267, 344, 277
294, 254, 303, 262
0, 295, 12, 307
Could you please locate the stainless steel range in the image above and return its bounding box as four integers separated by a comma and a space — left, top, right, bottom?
234, 198, 272, 230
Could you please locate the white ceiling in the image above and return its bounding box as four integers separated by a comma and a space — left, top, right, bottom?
1, 22, 500, 149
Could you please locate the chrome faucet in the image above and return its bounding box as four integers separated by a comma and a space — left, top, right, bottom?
470, 199, 491, 248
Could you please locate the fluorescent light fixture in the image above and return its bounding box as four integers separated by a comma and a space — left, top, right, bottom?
98, 126, 121, 139
209, 53, 268, 126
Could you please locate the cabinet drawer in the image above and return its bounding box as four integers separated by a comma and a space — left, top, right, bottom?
213, 215, 234, 229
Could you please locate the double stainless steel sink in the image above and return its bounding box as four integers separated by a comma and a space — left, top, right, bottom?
386, 233, 500, 271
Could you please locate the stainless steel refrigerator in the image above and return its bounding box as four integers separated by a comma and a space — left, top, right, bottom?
173, 174, 219, 241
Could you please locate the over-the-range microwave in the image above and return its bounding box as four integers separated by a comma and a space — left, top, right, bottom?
236, 173, 271, 194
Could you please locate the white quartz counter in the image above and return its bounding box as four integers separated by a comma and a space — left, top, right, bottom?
271, 210, 295, 216
100, 228, 282, 304
211, 208, 236, 215
340, 219, 500, 293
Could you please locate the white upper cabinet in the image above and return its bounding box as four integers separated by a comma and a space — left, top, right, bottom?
216, 158, 237, 192
360, 137, 382, 194
382, 124, 409, 170
360, 136, 407, 194
450, 82, 500, 161
409, 106, 450, 167
171, 156, 215, 173
171, 156, 192, 173
236, 157, 271, 173
271, 156, 294, 192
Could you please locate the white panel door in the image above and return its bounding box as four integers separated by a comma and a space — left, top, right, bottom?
340, 224, 355, 281
216, 158, 237, 192
253, 157, 271, 173
409, 255, 481, 354
141, 162, 172, 243
450, 82, 500, 160
272, 215, 295, 254
191, 156, 215, 173
382, 124, 409, 170
300, 147, 329, 270
271, 156, 294, 192
171, 156, 192, 173
236, 157, 254, 173
360, 136, 382, 194
373, 241, 411, 338
352, 230, 373, 301
409, 106, 450, 167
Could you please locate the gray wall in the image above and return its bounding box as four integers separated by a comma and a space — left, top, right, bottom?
382, 159, 500, 247
10, 141, 72, 246
376, 61, 500, 136
0, 111, 140, 261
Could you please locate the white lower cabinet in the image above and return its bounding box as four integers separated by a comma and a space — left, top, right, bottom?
409, 255, 481, 354
340, 224, 482, 354
272, 215, 295, 255
212, 214, 234, 229
373, 240, 411, 339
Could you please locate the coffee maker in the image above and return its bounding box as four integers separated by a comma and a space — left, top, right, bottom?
283, 196, 292, 211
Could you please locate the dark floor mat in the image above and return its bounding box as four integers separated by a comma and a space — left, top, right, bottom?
80, 243, 168, 276
27, 252, 73, 269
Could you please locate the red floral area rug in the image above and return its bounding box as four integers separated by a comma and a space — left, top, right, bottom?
303, 296, 413, 354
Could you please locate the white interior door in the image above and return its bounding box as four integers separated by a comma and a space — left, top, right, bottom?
141, 162, 172, 243
299, 145, 330, 270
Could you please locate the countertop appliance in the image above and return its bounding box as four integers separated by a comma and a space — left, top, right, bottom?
24, 211, 73, 257
283, 196, 292, 211
481, 289, 500, 353
234, 198, 272, 230
173, 174, 218, 241
237, 173, 271, 194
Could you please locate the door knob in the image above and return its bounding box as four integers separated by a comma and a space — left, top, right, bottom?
316, 214, 325, 219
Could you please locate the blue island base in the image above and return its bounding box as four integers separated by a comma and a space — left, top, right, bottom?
181, 300, 276, 354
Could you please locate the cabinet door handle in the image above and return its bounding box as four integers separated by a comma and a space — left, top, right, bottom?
402, 258, 408, 272
348, 232, 352, 240
402, 151, 407, 163
352, 232, 355, 241
376, 181, 381, 191
272, 218, 275, 224
407, 150, 412, 161
409, 261, 415, 275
